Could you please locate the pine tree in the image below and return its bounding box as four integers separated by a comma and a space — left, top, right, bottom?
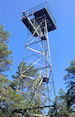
0, 25, 23, 117
0, 74, 25, 117
12, 61, 46, 115
0, 25, 12, 72
48, 88, 74, 117
64, 60, 75, 111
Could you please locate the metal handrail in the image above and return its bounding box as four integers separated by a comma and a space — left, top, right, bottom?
22, 2, 56, 26
25, 2, 46, 16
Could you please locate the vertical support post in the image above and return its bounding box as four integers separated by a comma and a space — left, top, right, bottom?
45, 20, 57, 117
45, 20, 56, 99
45, 20, 50, 79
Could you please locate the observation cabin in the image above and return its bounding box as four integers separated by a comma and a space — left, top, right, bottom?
22, 2, 56, 40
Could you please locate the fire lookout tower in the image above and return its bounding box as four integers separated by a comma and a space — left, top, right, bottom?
15, 2, 57, 116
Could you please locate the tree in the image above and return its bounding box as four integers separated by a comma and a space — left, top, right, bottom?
0, 76, 26, 117
12, 61, 46, 116
0, 25, 21, 117
48, 88, 74, 117
12, 61, 38, 93
64, 60, 75, 111
0, 25, 12, 72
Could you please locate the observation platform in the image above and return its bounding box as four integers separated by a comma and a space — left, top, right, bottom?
22, 2, 56, 40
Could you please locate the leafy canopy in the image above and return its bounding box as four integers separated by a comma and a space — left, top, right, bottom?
0, 25, 12, 72
64, 60, 75, 109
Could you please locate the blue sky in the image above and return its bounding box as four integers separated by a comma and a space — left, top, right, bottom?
0, 0, 75, 95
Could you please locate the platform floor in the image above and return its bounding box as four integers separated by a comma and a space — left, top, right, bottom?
22, 7, 56, 40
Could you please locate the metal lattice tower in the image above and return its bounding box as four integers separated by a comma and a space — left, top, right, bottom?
17, 2, 56, 116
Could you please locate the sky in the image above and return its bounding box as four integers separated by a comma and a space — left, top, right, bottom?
0, 0, 75, 95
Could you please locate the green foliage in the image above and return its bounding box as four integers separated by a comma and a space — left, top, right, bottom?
0, 25, 19, 116
0, 25, 44, 116
1, 24, 75, 116
12, 61, 45, 115
0, 75, 26, 116
5, 86, 32, 114
12, 61, 37, 79
0, 25, 12, 72
48, 88, 74, 117
64, 60, 75, 110
12, 61, 38, 94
